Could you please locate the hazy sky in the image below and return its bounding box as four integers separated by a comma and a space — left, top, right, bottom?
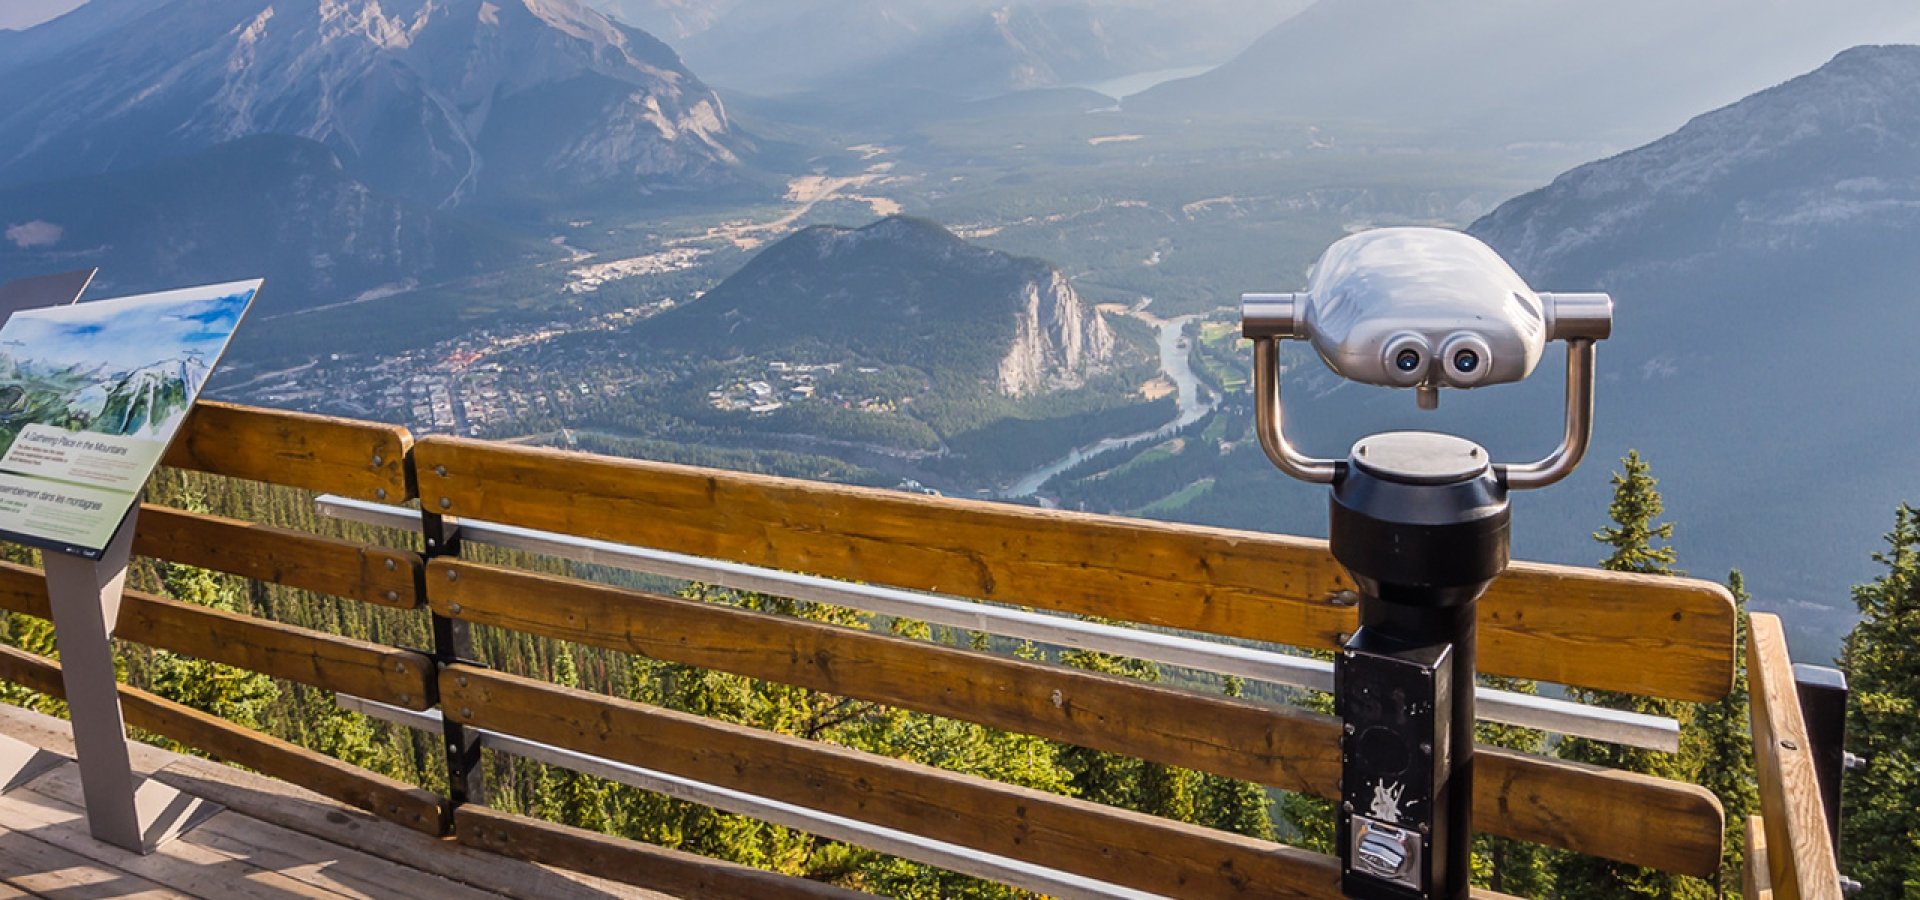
0, 0, 85, 30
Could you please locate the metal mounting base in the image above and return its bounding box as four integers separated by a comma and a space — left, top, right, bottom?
0, 733, 64, 794
0, 736, 220, 853
120, 771, 224, 854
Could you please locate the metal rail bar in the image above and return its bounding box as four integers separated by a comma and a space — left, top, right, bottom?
317, 495, 1678, 752
336, 694, 1163, 900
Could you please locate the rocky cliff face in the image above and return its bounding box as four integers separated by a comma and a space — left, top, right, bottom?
0, 0, 742, 205
998, 269, 1115, 396
642, 216, 1119, 395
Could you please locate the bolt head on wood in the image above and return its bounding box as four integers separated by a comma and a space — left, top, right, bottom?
446, 569, 459, 582
449, 603, 463, 615
384, 558, 398, 571
375, 488, 388, 501
435, 465, 448, 477
460, 707, 472, 719
384, 590, 399, 602
438, 497, 451, 509
372, 455, 384, 467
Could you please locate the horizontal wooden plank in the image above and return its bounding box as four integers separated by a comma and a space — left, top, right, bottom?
443, 664, 1346, 900
456, 807, 867, 900
0, 643, 442, 835
1748, 614, 1843, 900
1477, 746, 1721, 877
0, 562, 431, 710
135, 504, 420, 609
430, 559, 1341, 793
414, 436, 1734, 701
431, 559, 1723, 876
163, 401, 413, 502
1480, 561, 1734, 702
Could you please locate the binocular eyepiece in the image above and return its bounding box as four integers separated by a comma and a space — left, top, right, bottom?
1240, 227, 1612, 488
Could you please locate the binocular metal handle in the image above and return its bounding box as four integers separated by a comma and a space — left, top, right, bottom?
1250, 336, 1599, 491
1498, 338, 1596, 490
1252, 337, 1341, 484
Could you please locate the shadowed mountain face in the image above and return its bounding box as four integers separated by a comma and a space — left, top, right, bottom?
0, 0, 743, 206
1129, 0, 1920, 150
642, 216, 1116, 396
0, 135, 552, 317
1469, 45, 1920, 643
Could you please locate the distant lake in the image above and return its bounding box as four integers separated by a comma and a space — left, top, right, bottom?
1072, 64, 1217, 101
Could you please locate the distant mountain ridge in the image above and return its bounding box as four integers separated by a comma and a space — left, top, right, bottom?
604, 0, 1304, 99
0, 0, 743, 205
1469, 44, 1920, 646
644, 216, 1118, 396
0, 135, 552, 317
1129, 0, 1920, 149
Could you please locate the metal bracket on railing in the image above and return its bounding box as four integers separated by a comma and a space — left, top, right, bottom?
420, 510, 484, 829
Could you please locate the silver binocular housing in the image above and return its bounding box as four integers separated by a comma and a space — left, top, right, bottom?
1241, 227, 1613, 490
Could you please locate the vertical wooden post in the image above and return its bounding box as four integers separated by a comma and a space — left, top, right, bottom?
1748, 613, 1843, 900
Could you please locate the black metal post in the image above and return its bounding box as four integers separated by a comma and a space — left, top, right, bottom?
1328, 432, 1510, 900
421, 511, 483, 830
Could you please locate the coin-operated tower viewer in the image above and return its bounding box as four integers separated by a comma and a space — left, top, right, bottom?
1240, 228, 1613, 900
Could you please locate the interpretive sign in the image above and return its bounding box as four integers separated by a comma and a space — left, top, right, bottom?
0, 279, 259, 558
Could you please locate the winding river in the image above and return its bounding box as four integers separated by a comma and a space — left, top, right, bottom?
1000, 313, 1214, 499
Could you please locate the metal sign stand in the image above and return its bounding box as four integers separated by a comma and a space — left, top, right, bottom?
40, 506, 222, 853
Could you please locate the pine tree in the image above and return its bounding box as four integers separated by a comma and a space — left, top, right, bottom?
1552, 451, 1696, 898
299, 684, 384, 771
544, 644, 612, 832
148, 557, 278, 736
1594, 451, 1678, 576
1685, 570, 1757, 888
1196, 677, 1277, 840
1838, 505, 1920, 899
1472, 675, 1552, 896
1278, 650, 1338, 853
1057, 642, 1158, 810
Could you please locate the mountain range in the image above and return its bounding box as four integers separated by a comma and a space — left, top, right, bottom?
1465, 44, 1920, 639
0, 0, 743, 207
1129, 0, 1920, 151
0, 135, 552, 317
595, 0, 1306, 99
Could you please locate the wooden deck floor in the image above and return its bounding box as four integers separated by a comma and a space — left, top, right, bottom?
0, 704, 667, 900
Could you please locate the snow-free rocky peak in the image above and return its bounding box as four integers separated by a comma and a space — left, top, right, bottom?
0, 0, 742, 205
643, 216, 1117, 397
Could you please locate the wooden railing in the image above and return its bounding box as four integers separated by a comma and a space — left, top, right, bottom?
1743, 613, 1846, 900
0, 401, 1844, 898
